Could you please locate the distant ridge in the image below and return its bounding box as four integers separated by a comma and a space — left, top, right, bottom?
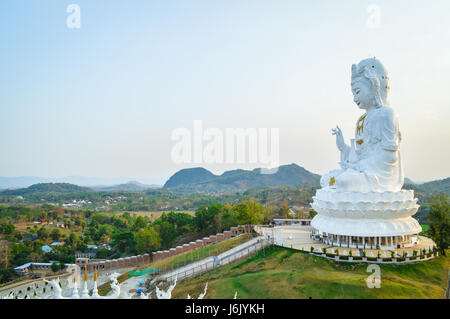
413, 177, 450, 195
0, 176, 162, 189
91, 181, 160, 192
163, 163, 321, 193
0, 183, 92, 196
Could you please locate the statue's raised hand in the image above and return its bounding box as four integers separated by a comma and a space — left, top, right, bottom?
332, 126, 346, 151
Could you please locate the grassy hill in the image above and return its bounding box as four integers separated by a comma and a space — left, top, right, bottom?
171, 246, 449, 299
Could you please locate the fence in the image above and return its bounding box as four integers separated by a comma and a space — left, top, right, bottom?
160, 238, 273, 283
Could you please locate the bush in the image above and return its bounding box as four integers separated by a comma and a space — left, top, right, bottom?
353, 256, 362, 260
0, 268, 15, 284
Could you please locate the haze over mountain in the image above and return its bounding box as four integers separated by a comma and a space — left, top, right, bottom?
163, 163, 321, 193
91, 181, 160, 192
0, 176, 161, 190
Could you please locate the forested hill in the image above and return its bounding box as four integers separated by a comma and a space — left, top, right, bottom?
163, 163, 321, 193
413, 178, 450, 196
0, 183, 92, 196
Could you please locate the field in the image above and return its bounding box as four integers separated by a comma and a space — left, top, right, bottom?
103, 210, 195, 221
171, 246, 450, 299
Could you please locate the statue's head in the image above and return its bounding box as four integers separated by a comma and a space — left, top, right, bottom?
351, 57, 390, 109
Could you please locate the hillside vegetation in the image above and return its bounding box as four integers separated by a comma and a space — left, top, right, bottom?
171, 246, 449, 299
0, 183, 92, 196
163, 164, 321, 193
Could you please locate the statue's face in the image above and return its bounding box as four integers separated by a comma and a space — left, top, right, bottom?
351, 77, 375, 110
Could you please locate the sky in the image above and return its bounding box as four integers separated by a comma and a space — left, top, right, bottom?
0, 0, 449, 185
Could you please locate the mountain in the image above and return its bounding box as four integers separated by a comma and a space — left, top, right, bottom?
163, 164, 321, 193
0, 183, 92, 196
164, 168, 217, 188
413, 177, 450, 196
91, 181, 160, 192
404, 177, 415, 185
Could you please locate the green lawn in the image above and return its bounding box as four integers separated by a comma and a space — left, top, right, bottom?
171, 246, 449, 299
420, 224, 430, 234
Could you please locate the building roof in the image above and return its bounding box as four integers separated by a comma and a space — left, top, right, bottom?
41, 245, 53, 252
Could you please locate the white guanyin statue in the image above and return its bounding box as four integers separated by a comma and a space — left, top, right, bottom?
311, 57, 423, 250
321, 57, 403, 193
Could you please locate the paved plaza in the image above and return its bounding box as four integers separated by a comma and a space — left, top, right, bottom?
255, 225, 436, 259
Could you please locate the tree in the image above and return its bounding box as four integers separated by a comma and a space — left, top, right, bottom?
133, 216, 147, 231
0, 268, 15, 284
234, 200, 265, 225
111, 231, 136, 255
158, 221, 177, 249
193, 203, 222, 233
50, 228, 63, 241
1, 223, 15, 235
135, 227, 162, 254
428, 194, 449, 255
37, 227, 49, 240
279, 202, 290, 219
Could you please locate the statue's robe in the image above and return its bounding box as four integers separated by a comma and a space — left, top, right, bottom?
321, 106, 404, 192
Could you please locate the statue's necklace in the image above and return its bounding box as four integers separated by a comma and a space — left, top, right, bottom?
356, 114, 367, 144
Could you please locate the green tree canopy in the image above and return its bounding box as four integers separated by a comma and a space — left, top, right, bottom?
428, 194, 449, 255
135, 227, 162, 254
